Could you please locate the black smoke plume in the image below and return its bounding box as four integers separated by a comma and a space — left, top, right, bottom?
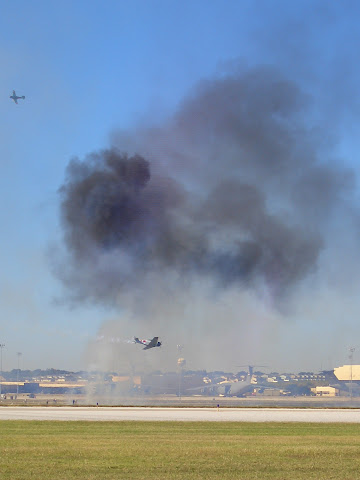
57, 66, 353, 307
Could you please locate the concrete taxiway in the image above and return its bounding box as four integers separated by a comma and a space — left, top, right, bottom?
1, 406, 360, 422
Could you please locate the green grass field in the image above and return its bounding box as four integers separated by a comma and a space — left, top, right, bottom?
1, 421, 360, 479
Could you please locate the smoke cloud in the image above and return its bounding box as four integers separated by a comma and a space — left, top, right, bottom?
58, 67, 351, 303
56, 65, 358, 372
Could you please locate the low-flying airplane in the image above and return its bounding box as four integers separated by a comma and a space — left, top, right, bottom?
134, 336, 162, 350
10, 90, 25, 104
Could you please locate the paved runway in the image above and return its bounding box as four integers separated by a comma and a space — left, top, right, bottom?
1, 406, 360, 422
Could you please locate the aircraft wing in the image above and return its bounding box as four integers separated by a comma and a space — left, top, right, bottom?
143, 336, 158, 350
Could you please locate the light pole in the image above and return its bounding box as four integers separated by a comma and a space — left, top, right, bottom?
0, 344, 5, 397
177, 345, 184, 400
16, 352, 22, 396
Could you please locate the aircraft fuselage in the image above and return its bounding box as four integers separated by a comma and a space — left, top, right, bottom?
10, 91, 25, 104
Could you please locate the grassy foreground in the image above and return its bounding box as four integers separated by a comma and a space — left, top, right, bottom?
1, 421, 360, 479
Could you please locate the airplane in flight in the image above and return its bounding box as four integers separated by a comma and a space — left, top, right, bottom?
10, 90, 25, 104
133, 336, 162, 350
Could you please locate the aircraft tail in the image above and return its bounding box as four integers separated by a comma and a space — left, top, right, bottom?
22, 96, 25, 99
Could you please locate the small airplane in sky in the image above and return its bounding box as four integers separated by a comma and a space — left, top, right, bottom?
134, 336, 162, 350
10, 90, 25, 104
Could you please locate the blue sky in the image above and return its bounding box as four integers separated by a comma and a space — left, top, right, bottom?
1, 0, 360, 373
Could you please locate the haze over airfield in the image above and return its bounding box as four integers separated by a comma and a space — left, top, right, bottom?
1, 0, 360, 373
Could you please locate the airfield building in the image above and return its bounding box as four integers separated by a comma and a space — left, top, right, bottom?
334, 365, 360, 381
311, 386, 339, 397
